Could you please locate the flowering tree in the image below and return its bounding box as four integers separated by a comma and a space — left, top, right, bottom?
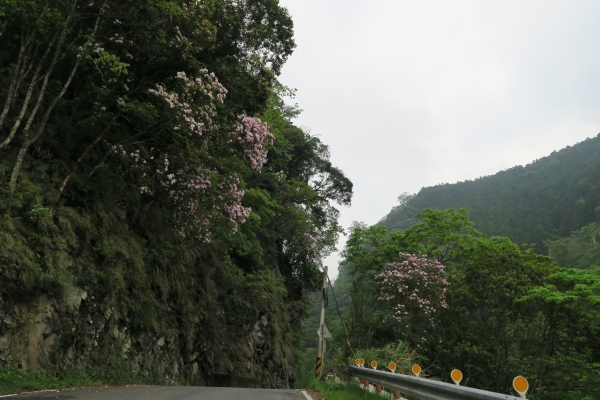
375, 253, 449, 344
104, 69, 274, 241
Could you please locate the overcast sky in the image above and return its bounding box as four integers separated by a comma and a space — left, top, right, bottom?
276, 0, 600, 279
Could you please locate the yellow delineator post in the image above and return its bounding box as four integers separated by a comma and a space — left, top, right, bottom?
370, 361, 383, 392
355, 359, 365, 385
356, 359, 369, 387
412, 364, 422, 377
358, 358, 367, 386
388, 362, 402, 400
355, 360, 364, 385
513, 376, 529, 399
451, 369, 463, 385
411, 364, 424, 400
315, 266, 328, 378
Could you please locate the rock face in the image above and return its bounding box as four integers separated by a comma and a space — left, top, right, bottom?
0, 294, 61, 371
0, 282, 300, 388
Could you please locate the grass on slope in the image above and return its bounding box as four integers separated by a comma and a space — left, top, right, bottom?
0, 366, 102, 395
0, 364, 165, 395
312, 379, 396, 400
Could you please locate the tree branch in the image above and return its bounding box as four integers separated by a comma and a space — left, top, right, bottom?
0, 34, 57, 149
0, 35, 29, 129
9, 56, 81, 193
55, 112, 121, 201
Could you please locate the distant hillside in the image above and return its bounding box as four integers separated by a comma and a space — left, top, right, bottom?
379, 134, 600, 253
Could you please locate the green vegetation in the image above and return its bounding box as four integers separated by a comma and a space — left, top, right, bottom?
3, 2, 600, 398
311, 379, 387, 400
318, 209, 600, 399
546, 222, 600, 269
380, 136, 600, 254
0, 0, 351, 388
0, 366, 100, 394
324, 138, 600, 397
0, 358, 165, 394
348, 343, 418, 375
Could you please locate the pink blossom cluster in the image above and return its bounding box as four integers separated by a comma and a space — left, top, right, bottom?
148, 70, 227, 137
109, 144, 250, 238
107, 69, 270, 241
156, 154, 213, 204
233, 115, 274, 170
110, 145, 152, 193
148, 153, 250, 238
375, 253, 449, 342
218, 174, 251, 233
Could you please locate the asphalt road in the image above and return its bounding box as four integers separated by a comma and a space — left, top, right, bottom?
8, 386, 309, 400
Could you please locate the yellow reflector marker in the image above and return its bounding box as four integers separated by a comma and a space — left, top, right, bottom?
388, 362, 397, 372
358, 358, 365, 366
451, 369, 463, 385
412, 364, 421, 377
370, 360, 378, 369
513, 376, 529, 397
355, 359, 361, 366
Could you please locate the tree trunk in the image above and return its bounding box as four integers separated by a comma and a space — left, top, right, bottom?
8, 138, 30, 194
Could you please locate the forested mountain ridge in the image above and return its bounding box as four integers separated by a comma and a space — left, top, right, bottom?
380, 134, 600, 253
0, 0, 351, 389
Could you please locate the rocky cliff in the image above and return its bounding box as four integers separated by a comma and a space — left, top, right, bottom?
0, 282, 303, 388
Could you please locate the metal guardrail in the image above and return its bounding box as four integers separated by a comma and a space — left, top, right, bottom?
350, 366, 523, 400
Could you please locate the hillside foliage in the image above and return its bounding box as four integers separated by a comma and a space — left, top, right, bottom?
380, 135, 600, 254
546, 222, 600, 269
326, 209, 600, 399
0, 0, 352, 386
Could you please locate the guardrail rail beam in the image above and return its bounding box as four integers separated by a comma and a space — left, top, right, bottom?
350, 366, 522, 400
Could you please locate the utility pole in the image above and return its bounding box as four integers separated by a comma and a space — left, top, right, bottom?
315, 265, 328, 378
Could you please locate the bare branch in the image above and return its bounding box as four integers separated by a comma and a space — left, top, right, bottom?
88, 151, 111, 177
7, 42, 39, 113
0, 0, 88, 149
9, 57, 81, 193
55, 112, 120, 201
34, 61, 82, 144
15, 62, 59, 142
0, 34, 57, 149
7, 11, 102, 191
0, 37, 28, 129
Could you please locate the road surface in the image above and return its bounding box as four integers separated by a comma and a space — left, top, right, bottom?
7, 386, 310, 400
